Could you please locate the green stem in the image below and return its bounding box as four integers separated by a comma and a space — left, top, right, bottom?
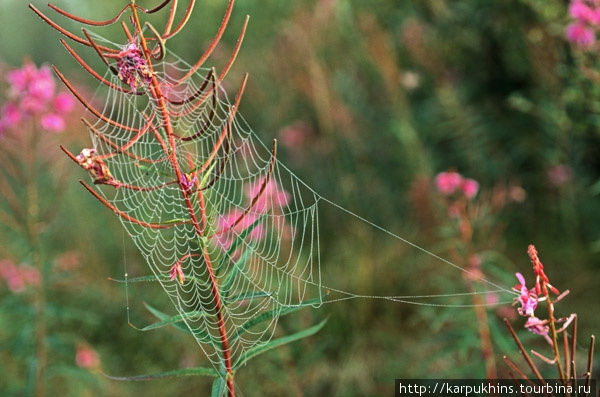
26, 121, 46, 397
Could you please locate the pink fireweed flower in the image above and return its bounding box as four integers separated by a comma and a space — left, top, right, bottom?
75, 148, 118, 186
462, 178, 479, 199
179, 173, 198, 193
435, 171, 463, 195
566, 22, 595, 47
214, 209, 266, 251
170, 262, 185, 285
117, 40, 153, 91
244, 178, 291, 213
0, 103, 22, 134
0, 260, 40, 293
53, 92, 75, 113
41, 113, 65, 132
527, 244, 560, 296
569, 0, 600, 24
524, 316, 552, 344
513, 272, 538, 317
278, 121, 312, 149
75, 345, 100, 369
1, 62, 74, 134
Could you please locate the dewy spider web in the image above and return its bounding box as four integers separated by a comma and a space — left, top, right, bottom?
83, 31, 517, 370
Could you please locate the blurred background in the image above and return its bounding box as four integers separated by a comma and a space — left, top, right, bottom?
1, 0, 599, 396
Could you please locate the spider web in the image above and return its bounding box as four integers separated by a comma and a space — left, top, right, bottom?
82, 32, 517, 371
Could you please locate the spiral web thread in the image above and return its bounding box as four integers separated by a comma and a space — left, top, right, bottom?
84, 32, 517, 370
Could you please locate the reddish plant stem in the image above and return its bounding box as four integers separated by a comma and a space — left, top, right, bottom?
48, 2, 132, 26
543, 286, 565, 383
130, 4, 236, 396
471, 289, 497, 379
504, 319, 546, 382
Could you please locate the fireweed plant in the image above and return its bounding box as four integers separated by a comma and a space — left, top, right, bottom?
430, 171, 528, 378
27, 0, 560, 395
504, 246, 596, 395
28, 2, 329, 395
0, 62, 103, 395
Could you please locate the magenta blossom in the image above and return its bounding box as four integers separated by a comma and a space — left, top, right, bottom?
0, 260, 40, 293
524, 316, 551, 343
170, 262, 185, 285
435, 171, 463, 195
0, 61, 75, 134
75, 345, 100, 369
570, 0, 600, 24
179, 173, 198, 193
566, 22, 595, 47
53, 92, 75, 113
214, 209, 266, 251
0, 103, 22, 133
41, 113, 65, 132
244, 177, 291, 213
514, 272, 538, 317
462, 178, 479, 199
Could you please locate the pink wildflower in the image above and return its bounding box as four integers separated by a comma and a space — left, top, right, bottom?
1, 103, 22, 125
0, 103, 22, 133
435, 171, 463, 195
0, 260, 40, 293
170, 262, 185, 285
117, 41, 153, 90
53, 92, 75, 113
1, 61, 74, 134
179, 173, 198, 193
566, 22, 595, 47
513, 272, 538, 317
244, 178, 291, 213
28, 66, 55, 101
524, 316, 551, 343
569, 0, 600, 24
462, 178, 479, 199
527, 244, 560, 295
75, 345, 100, 369
278, 121, 312, 149
41, 113, 65, 132
214, 209, 266, 251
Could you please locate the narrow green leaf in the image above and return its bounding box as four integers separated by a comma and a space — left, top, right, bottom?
144, 302, 191, 334
231, 298, 321, 343
143, 302, 211, 343
233, 318, 327, 369
139, 309, 206, 332
104, 366, 219, 381
211, 376, 226, 397
199, 161, 218, 189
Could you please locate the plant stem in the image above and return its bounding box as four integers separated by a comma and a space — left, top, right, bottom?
471, 288, 497, 379
544, 287, 565, 383
26, 122, 46, 397
130, 6, 235, 396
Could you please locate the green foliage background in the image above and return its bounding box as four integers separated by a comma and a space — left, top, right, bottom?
1, 0, 599, 396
